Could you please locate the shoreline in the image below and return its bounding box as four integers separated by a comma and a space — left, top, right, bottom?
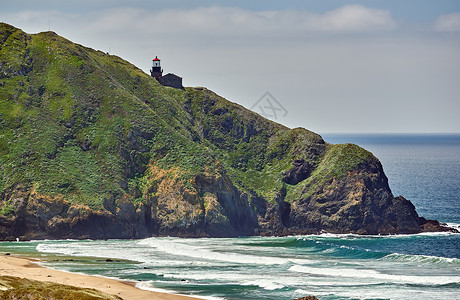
0, 254, 201, 300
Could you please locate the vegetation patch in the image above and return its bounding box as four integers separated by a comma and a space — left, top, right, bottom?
316, 143, 374, 180
0, 275, 122, 300
286, 143, 374, 201
0, 200, 15, 216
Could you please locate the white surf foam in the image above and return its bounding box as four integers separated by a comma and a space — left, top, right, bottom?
289, 264, 460, 285
242, 279, 285, 290
137, 237, 289, 265
162, 271, 258, 282
162, 270, 308, 291
383, 252, 459, 264
135, 281, 223, 300
445, 223, 460, 231
36, 240, 151, 263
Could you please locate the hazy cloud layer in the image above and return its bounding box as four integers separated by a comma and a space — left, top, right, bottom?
145, 5, 396, 34
5, 5, 397, 38
435, 12, 460, 31
1, 4, 459, 133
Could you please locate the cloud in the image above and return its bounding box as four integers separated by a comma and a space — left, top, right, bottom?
434, 12, 460, 32
1, 5, 397, 47
50, 5, 396, 40
147, 5, 396, 34
308, 5, 396, 32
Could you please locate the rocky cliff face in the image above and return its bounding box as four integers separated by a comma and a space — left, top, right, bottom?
0, 23, 453, 240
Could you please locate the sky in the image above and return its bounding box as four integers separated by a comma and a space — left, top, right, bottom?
2, 0, 460, 133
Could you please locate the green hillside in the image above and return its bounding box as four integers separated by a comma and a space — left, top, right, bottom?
0, 23, 435, 239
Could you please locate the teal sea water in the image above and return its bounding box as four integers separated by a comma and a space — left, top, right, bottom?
1, 134, 459, 300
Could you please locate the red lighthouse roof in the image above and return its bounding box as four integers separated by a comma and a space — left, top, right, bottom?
153, 56, 160, 61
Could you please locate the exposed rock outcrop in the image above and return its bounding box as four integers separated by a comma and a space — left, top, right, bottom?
292, 297, 318, 300
283, 159, 313, 185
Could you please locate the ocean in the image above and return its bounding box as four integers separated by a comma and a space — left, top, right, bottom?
1, 134, 459, 300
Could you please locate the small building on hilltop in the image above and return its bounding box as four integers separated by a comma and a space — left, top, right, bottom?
150, 56, 184, 90
159, 73, 183, 90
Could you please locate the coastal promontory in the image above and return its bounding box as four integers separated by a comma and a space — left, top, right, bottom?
0, 23, 452, 240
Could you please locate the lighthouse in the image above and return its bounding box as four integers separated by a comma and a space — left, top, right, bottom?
150, 56, 184, 90
150, 56, 163, 80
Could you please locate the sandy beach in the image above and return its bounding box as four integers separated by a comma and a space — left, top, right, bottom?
0, 254, 200, 300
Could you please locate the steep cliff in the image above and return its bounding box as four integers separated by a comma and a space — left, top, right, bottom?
0, 23, 451, 240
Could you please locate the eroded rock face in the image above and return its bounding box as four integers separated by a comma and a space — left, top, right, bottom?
0, 184, 151, 240
283, 159, 313, 185
286, 156, 421, 234
1, 156, 455, 240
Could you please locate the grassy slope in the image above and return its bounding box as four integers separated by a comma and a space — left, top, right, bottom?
0, 24, 211, 210
0, 23, 374, 217
0, 276, 122, 300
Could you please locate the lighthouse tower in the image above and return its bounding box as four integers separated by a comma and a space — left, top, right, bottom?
150, 56, 184, 89
150, 56, 163, 80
